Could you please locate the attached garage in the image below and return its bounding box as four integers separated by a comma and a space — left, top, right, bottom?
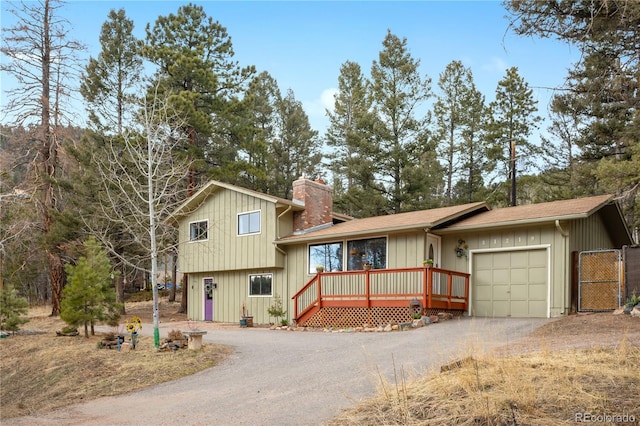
472, 248, 549, 318
437, 194, 633, 319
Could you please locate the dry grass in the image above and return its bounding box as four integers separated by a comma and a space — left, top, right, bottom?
0, 303, 232, 420
330, 321, 640, 425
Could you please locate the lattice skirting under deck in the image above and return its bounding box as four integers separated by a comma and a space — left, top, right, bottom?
300, 307, 464, 328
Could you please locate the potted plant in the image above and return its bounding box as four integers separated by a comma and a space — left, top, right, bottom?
422, 259, 434, 267
362, 261, 372, 271
316, 264, 325, 273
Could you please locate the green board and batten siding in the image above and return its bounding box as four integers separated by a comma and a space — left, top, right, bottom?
441, 213, 615, 318
179, 190, 284, 274
178, 189, 290, 324
441, 227, 558, 317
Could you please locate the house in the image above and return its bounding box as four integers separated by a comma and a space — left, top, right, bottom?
167, 177, 633, 325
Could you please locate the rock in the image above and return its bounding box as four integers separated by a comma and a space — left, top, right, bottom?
613, 307, 625, 315
384, 324, 393, 332
430, 315, 439, 323
412, 319, 423, 328
438, 312, 454, 320
391, 324, 399, 331
624, 305, 633, 315
422, 316, 431, 325
631, 307, 640, 317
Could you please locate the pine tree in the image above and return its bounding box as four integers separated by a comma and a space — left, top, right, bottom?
326, 61, 385, 217
142, 3, 255, 194
433, 61, 480, 205
269, 89, 322, 199
505, 0, 639, 237
0, 285, 30, 334
0, 0, 84, 315
456, 80, 492, 203
61, 237, 121, 338
488, 67, 542, 206
370, 31, 436, 213
80, 8, 142, 135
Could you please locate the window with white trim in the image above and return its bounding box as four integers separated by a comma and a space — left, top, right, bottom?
189, 220, 208, 241
309, 242, 343, 273
238, 210, 261, 235
249, 274, 272, 296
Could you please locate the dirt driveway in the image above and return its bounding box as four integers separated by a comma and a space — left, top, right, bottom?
5, 317, 556, 426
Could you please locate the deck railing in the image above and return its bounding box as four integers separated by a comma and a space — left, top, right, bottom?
292, 267, 470, 325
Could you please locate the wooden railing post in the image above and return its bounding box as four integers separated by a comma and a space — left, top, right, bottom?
317, 274, 323, 310
447, 275, 453, 309
422, 267, 428, 308
427, 267, 433, 308
365, 270, 371, 309
464, 275, 470, 310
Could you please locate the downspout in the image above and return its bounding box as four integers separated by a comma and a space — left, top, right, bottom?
275, 206, 292, 323
555, 220, 569, 315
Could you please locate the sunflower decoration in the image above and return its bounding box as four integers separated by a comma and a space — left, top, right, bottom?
125, 316, 142, 333
125, 316, 142, 349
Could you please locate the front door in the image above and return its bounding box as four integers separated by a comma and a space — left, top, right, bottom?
426, 234, 442, 267
203, 277, 214, 321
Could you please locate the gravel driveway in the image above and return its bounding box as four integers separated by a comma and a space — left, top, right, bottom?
7, 317, 550, 426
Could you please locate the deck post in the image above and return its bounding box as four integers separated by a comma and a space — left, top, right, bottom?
447, 275, 453, 308
464, 275, 470, 310
426, 267, 433, 308
422, 267, 428, 308
365, 270, 371, 309
317, 275, 322, 310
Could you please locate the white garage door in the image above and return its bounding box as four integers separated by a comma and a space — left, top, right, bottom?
472, 249, 548, 318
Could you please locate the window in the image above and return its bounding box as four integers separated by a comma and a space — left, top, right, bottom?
238, 210, 261, 235
308, 242, 343, 274
346, 237, 387, 270
249, 274, 272, 296
189, 220, 208, 241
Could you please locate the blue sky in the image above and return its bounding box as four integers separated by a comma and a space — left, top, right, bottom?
1, 1, 579, 136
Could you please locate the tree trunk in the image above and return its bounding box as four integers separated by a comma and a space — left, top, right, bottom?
117, 269, 126, 315
178, 274, 188, 313
48, 251, 64, 316
169, 251, 177, 302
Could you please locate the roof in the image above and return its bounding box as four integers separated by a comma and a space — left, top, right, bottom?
440, 194, 632, 246
276, 202, 489, 244
166, 180, 304, 225
442, 194, 614, 230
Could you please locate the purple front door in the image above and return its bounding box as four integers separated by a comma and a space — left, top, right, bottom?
204, 278, 214, 321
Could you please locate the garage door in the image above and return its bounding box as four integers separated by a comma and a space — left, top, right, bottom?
472, 249, 548, 317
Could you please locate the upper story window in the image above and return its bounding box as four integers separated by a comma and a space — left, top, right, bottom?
238, 210, 261, 236
189, 220, 208, 241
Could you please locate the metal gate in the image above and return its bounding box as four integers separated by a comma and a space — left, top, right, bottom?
578, 249, 623, 312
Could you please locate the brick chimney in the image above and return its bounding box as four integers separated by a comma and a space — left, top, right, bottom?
292, 177, 333, 232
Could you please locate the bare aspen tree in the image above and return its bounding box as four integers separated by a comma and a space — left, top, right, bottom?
90, 87, 192, 348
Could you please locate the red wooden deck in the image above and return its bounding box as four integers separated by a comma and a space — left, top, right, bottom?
292, 267, 470, 327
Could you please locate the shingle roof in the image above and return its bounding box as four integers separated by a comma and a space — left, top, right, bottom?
442, 194, 614, 231
277, 202, 488, 244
